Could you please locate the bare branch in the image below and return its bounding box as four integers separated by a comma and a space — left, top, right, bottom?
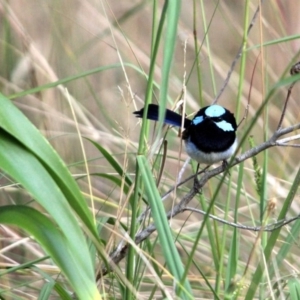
182, 207, 300, 232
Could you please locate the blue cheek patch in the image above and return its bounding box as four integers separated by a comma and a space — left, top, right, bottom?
205, 105, 225, 117
215, 120, 234, 131
192, 115, 204, 125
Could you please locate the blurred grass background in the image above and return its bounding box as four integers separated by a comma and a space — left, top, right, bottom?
0, 0, 300, 299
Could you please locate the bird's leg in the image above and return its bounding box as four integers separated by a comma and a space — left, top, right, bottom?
193, 163, 201, 193
194, 163, 210, 179
193, 163, 200, 185
222, 160, 231, 175
194, 163, 199, 181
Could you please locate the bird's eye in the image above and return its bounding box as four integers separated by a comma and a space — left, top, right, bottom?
213, 117, 222, 122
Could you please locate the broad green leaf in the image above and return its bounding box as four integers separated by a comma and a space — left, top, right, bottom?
0, 93, 97, 238
0, 93, 104, 298
0, 130, 94, 272
0, 206, 100, 300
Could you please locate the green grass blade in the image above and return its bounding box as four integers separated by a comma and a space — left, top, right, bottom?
157, 0, 181, 128
7, 64, 122, 100
245, 166, 300, 299
288, 278, 300, 299
86, 138, 133, 187
137, 155, 193, 299
0, 206, 100, 300
38, 281, 56, 300
270, 220, 300, 278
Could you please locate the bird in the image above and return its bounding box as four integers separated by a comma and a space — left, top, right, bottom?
133, 104, 238, 165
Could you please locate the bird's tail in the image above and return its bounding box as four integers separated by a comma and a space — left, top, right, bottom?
133, 104, 190, 127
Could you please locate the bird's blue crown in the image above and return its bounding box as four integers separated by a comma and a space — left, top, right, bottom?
191, 105, 235, 132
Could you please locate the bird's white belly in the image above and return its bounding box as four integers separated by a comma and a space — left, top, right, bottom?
184, 138, 238, 164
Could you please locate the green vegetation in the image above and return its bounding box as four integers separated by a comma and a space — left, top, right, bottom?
0, 1, 300, 299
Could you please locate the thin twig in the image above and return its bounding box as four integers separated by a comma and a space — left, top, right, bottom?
237, 52, 260, 128
182, 208, 300, 232
213, 1, 265, 104
277, 61, 300, 130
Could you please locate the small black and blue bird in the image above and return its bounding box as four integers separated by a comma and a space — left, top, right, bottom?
134, 104, 238, 165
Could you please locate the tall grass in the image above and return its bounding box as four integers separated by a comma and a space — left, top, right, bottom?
0, 1, 300, 299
